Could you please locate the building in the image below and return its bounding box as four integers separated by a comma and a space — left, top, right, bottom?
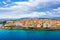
43, 23, 51, 28
2, 18, 60, 29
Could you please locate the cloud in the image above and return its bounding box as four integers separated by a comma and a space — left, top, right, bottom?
48, 7, 60, 15
14, 0, 60, 7
0, 0, 60, 19
0, 11, 56, 18
0, 8, 60, 19
3, 2, 7, 4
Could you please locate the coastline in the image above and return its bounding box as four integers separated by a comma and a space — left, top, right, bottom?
0, 28, 60, 31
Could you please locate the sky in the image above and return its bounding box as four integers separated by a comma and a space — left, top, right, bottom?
0, 0, 60, 19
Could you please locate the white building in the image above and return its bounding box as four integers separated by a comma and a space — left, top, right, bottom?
43, 23, 51, 28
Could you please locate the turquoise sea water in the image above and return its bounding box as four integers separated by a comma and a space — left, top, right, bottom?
0, 30, 60, 40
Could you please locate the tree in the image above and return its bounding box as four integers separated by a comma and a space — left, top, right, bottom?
3, 21, 6, 26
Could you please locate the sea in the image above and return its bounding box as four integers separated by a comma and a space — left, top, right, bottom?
0, 30, 60, 40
